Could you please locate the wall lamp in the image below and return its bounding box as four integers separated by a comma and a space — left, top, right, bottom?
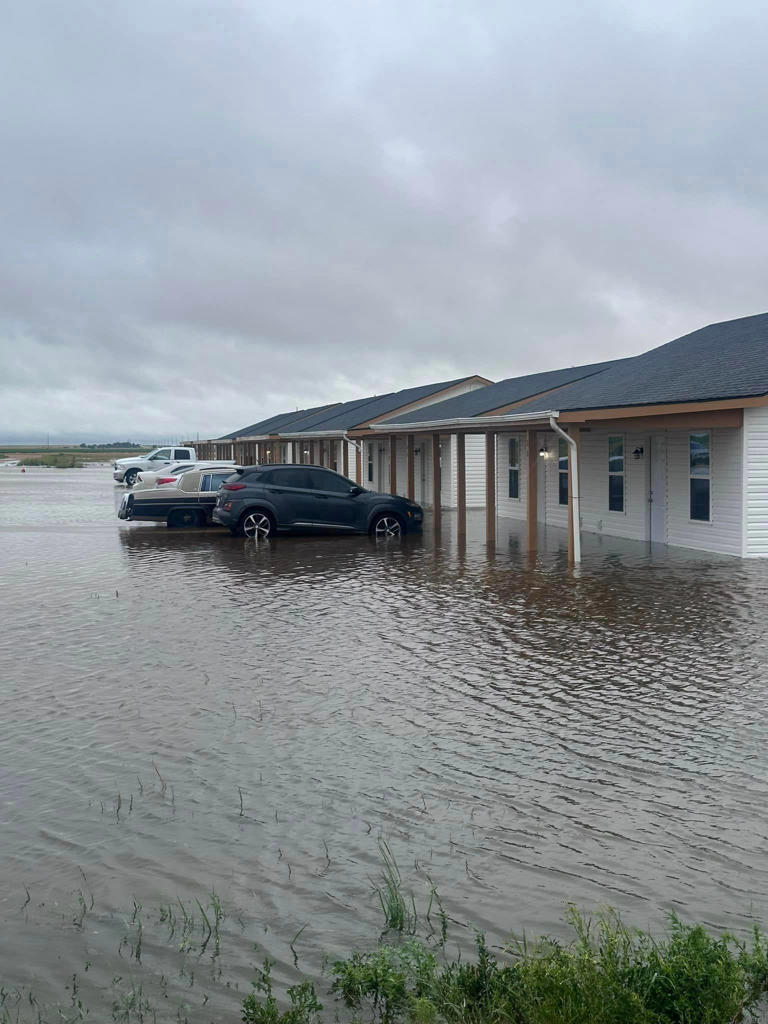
538, 445, 549, 458
633, 446, 644, 460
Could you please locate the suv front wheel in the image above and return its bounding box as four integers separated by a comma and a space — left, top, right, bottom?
370, 513, 404, 538
236, 509, 275, 540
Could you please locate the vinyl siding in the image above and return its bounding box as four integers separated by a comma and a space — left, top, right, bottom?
743, 406, 768, 557
577, 429, 648, 542
666, 428, 742, 556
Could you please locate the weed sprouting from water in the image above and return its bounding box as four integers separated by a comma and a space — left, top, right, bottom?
373, 840, 417, 935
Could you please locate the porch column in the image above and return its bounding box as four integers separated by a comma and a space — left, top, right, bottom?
343, 439, 349, 477
432, 433, 442, 531
526, 429, 538, 551
389, 435, 397, 494
485, 432, 496, 543
407, 435, 415, 501
355, 443, 362, 484
310, 441, 316, 465
456, 433, 466, 538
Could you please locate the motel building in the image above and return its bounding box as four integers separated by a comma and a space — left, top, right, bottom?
192, 313, 768, 561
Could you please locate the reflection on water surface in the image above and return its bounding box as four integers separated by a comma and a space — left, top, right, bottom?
1, 466, 767, 1020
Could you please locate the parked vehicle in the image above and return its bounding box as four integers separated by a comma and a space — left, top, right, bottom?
212, 464, 423, 538
134, 460, 235, 491
113, 446, 197, 486
118, 467, 238, 527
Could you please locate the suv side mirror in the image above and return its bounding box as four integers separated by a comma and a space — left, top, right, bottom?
348, 485, 364, 497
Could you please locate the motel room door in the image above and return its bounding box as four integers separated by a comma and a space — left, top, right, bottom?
649, 436, 667, 543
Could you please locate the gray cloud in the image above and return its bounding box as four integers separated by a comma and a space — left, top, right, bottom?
1, 0, 767, 440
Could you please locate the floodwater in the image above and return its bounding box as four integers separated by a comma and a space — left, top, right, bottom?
2, 465, 768, 1021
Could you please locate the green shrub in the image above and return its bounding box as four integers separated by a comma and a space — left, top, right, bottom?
243, 909, 768, 1024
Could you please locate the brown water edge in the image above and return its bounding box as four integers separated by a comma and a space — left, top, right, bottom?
2, 466, 768, 1020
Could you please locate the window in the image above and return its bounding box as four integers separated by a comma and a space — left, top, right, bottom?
211, 473, 232, 489
200, 474, 212, 492
690, 432, 711, 521
508, 438, 520, 499
307, 468, 351, 493
367, 446, 374, 482
608, 436, 624, 512
150, 448, 172, 461
558, 438, 569, 505
174, 449, 191, 460
270, 468, 310, 488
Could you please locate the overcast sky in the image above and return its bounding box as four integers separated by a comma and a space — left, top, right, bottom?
2, 0, 767, 442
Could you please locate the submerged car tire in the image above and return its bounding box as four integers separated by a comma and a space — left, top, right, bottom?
167, 508, 204, 529
370, 512, 404, 538
237, 509, 275, 540
124, 468, 139, 487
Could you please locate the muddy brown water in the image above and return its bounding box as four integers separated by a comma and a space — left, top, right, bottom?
2, 465, 768, 1021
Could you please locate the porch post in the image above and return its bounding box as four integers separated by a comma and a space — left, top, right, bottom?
526, 429, 538, 551
456, 433, 466, 538
432, 433, 442, 531
567, 428, 581, 563
389, 435, 397, 494
485, 431, 496, 543
310, 441, 316, 465
355, 443, 362, 484
407, 435, 415, 501
343, 439, 349, 477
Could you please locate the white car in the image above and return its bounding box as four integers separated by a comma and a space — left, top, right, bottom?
134, 461, 235, 491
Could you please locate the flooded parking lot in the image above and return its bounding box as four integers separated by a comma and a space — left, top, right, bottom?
3, 465, 768, 1020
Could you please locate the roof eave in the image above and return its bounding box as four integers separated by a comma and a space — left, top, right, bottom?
381, 410, 559, 432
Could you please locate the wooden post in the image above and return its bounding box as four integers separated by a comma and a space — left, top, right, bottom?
456, 433, 466, 538
526, 429, 538, 551
389, 435, 397, 495
432, 433, 442, 531
485, 432, 496, 543
309, 441, 316, 465
567, 428, 581, 563
407, 435, 415, 501
355, 444, 362, 484
343, 440, 349, 477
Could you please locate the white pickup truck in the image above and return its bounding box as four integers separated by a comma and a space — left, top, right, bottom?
113, 446, 197, 486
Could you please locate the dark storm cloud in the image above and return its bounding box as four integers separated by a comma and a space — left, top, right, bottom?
1, 0, 767, 440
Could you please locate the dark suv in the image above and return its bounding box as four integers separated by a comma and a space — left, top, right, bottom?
212, 464, 423, 539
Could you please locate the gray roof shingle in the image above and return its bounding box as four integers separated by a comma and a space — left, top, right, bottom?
514, 312, 768, 414
381, 361, 619, 425
278, 377, 480, 434
219, 404, 339, 440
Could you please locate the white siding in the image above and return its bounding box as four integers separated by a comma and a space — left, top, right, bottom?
496, 432, 527, 520
465, 435, 487, 507
578, 429, 648, 542
743, 406, 768, 557
666, 428, 742, 556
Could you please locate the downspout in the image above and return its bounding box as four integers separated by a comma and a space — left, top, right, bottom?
549, 415, 581, 564
343, 434, 364, 483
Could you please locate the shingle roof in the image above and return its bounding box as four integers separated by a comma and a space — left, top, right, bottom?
513, 312, 768, 414
381, 361, 619, 425
278, 377, 481, 434
219, 404, 339, 440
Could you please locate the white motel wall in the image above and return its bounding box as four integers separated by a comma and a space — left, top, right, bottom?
365, 416, 768, 558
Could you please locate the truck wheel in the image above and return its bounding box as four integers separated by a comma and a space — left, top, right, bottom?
238, 510, 275, 539
124, 468, 139, 487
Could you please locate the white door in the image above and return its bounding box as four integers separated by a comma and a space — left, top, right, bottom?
649, 436, 666, 543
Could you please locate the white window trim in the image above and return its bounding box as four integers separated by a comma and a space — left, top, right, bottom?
688, 430, 713, 525
507, 435, 521, 502
607, 434, 626, 515
557, 437, 569, 506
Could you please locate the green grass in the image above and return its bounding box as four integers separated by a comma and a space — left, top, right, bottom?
243, 909, 768, 1024
17, 454, 84, 468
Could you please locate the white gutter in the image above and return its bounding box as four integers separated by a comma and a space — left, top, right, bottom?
548, 415, 581, 564
380, 409, 557, 432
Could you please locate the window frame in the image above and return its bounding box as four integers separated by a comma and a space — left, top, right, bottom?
507, 436, 520, 500
607, 435, 625, 514
689, 431, 712, 523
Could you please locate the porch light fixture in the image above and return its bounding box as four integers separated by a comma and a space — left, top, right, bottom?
633, 446, 644, 460
538, 445, 549, 458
